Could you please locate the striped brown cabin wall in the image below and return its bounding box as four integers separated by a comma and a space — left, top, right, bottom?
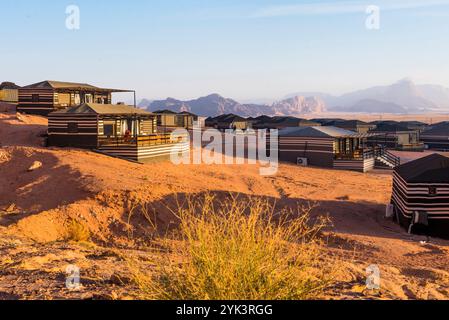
421, 134, 449, 151
140, 118, 157, 134
99, 142, 190, 162
47, 113, 99, 148
278, 136, 334, 167
18, 89, 56, 115
392, 171, 449, 220
333, 158, 374, 173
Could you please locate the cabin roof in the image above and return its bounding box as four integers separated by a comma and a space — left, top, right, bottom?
431, 121, 449, 127
50, 103, 153, 116
22, 80, 133, 93
178, 111, 198, 117
369, 120, 399, 124
0, 82, 21, 90
399, 120, 427, 126
153, 109, 178, 114
279, 126, 373, 138
269, 117, 318, 126
255, 115, 273, 121
311, 118, 345, 125
422, 122, 449, 136
395, 154, 449, 183
370, 123, 414, 133
334, 120, 371, 127
214, 114, 247, 123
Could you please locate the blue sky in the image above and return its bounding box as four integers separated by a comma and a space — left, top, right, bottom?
1, 0, 449, 101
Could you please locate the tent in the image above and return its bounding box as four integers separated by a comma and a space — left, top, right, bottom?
391, 153, 449, 238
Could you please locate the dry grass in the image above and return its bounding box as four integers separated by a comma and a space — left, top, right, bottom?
65, 219, 91, 242
131, 194, 336, 300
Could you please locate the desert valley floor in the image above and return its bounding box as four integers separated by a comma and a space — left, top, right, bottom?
1, 111, 449, 300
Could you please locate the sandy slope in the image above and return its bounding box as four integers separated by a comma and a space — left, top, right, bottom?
1, 110, 449, 300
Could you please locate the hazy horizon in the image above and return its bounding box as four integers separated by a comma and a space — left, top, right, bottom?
2, 0, 449, 101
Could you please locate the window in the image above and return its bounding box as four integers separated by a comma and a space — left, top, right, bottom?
67, 123, 79, 133
32, 94, 39, 103
74, 94, 81, 105
429, 187, 438, 196
84, 94, 93, 103
104, 124, 115, 137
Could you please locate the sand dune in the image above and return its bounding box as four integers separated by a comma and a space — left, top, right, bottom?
1, 110, 449, 300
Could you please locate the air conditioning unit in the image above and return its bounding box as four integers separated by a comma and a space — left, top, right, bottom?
297, 157, 308, 166
385, 204, 394, 218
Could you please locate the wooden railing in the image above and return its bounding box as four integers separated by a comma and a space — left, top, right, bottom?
382, 150, 401, 167
335, 146, 387, 161
364, 146, 401, 167
98, 133, 188, 148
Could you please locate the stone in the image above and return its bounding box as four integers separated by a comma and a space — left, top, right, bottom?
27, 161, 42, 172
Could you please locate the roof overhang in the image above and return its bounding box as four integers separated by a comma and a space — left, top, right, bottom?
54, 87, 135, 93
338, 133, 383, 139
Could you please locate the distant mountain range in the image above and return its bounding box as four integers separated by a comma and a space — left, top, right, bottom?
139, 79, 449, 117
143, 94, 295, 117
287, 78, 449, 114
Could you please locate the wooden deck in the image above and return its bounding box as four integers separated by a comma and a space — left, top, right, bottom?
97, 133, 190, 162
98, 133, 186, 147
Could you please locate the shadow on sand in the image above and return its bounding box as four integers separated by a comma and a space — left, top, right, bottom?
121, 190, 426, 248
0, 148, 92, 227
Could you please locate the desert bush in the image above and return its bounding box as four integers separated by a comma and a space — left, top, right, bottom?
132, 194, 334, 300
65, 219, 91, 242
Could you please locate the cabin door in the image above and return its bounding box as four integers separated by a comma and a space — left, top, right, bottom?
72, 93, 81, 106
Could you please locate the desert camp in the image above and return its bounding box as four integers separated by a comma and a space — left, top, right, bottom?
3, 1, 449, 304
278, 126, 399, 172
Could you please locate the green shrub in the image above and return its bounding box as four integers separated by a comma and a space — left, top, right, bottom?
133, 194, 334, 300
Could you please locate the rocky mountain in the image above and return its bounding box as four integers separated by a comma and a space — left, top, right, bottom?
418, 84, 449, 109
287, 79, 448, 113
334, 79, 436, 112
141, 79, 449, 116
137, 98, 153, 109
145, 94, 324, 117
271, 96, 326, 115
285, 92, 339, 107
333, 99, 408, 114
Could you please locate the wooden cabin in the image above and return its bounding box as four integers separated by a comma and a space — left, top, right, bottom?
18, 80, 134, 116
48, 103, 189, 162
0, 82, 20, 104
154, 110, 178, 127
421, 123, 449, 151
154, 110, 199, 129
247, 115, 273, 127
178, 111, 202, 128
399, 121, 428, 132
391, 154, 449, 238
206, 114, 249, 131
331, 120, 376, 134
310, 118, 346, 126
254, 116, 320, 130
370, 120, 399, 126
278, 126, 400, 172
368, 123, 424, 151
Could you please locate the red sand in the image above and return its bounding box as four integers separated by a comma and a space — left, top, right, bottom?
1, 111, 449, 300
